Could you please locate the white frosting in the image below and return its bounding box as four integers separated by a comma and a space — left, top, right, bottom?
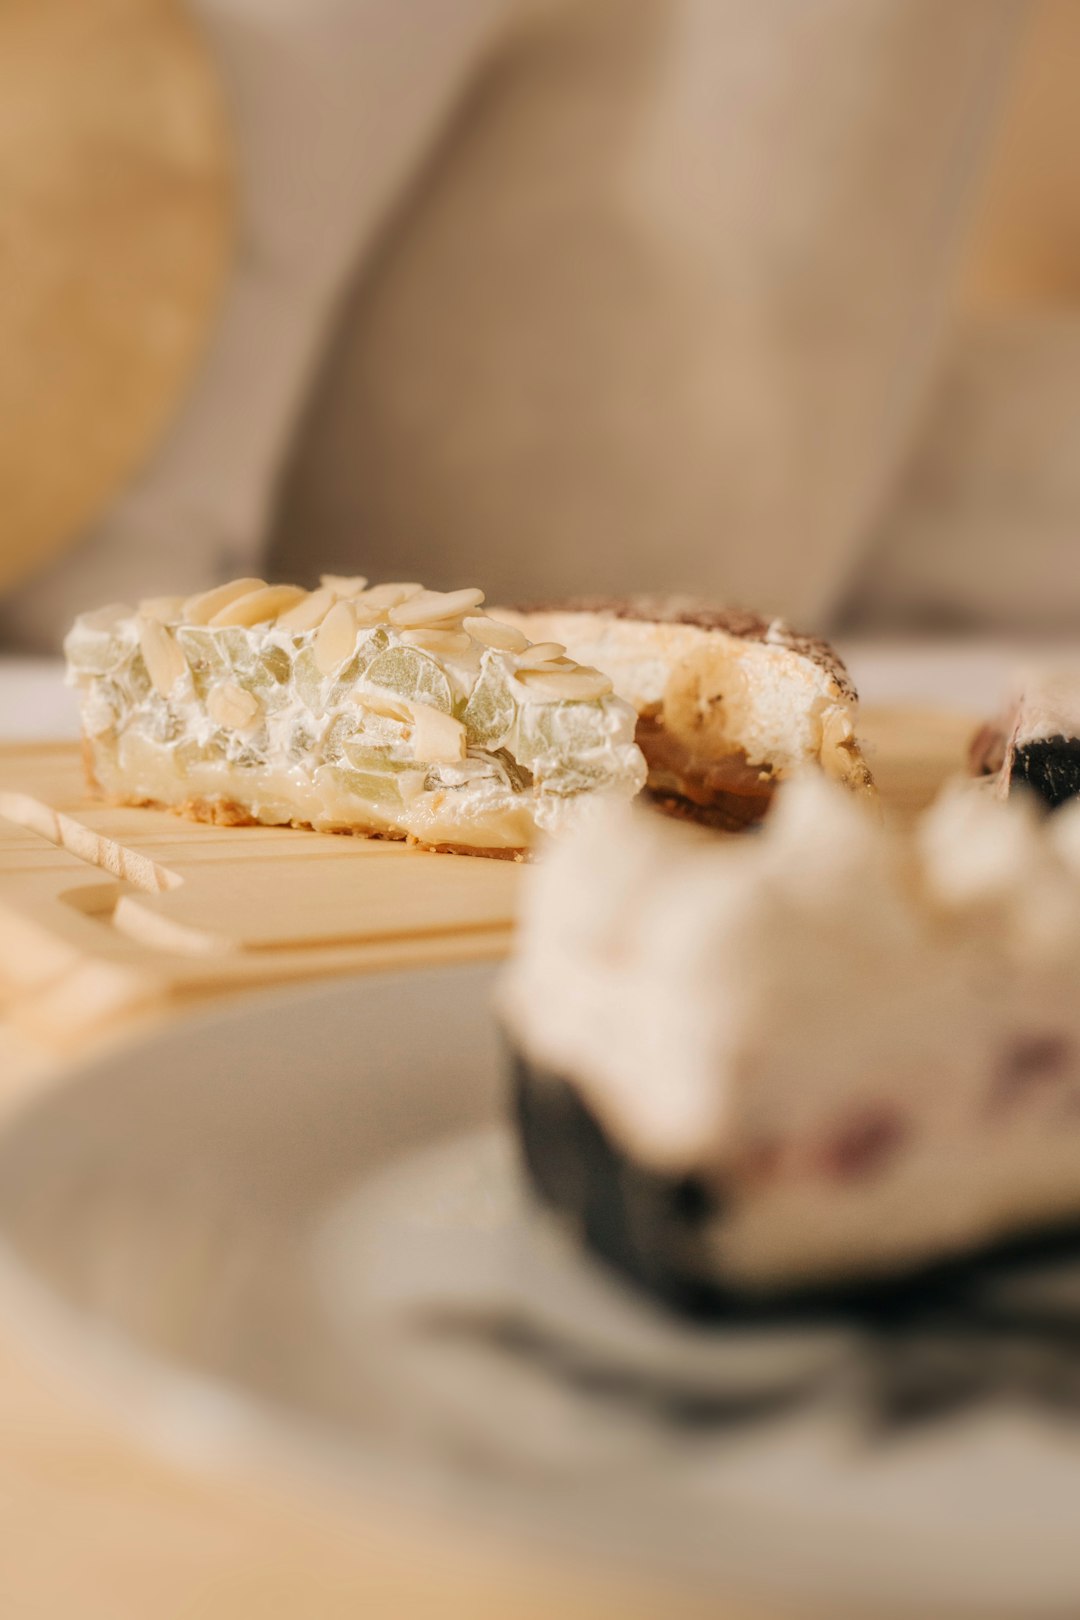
65, 604, 646, 849
505, 776, 1080, 1283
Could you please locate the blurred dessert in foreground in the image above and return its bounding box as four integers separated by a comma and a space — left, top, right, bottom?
971, 667, 1080, 810
499, 598, 874, 829
505, 776, 1080, 1299
64, 577, 646, 856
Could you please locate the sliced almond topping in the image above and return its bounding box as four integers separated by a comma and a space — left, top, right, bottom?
207, 681, 261, 730
351, 687, 412, 723
139, 594, 186, 624
313, 600, 359, 675
403, 700, 467, 764
463, 615, 529, 653
517, 666, 613, 702
517, 641, 566, 667
389, 587, 485, 629
278, 586, 337, 632
183, 578, 266, 625
209, 584, 307, 628
319, 573, 368, 596
138, 618, 187, 695
355, 582, 423, 611
399, 628, 472, 658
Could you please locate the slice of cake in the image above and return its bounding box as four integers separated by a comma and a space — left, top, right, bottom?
64, 578, 646, 856
971, 667, 1080, 811
504, 776, 1080, 1299
498, 597, 874, 829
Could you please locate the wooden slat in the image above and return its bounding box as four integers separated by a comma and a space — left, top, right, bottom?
0, 745, 521, 1049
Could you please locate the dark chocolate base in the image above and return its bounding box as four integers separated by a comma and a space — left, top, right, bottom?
511, 1048, 1080, 1326
513, 1050, 724, 1315
1010, 735, 1080, 810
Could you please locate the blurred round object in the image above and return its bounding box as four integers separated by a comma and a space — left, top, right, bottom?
0, 0, 232, 594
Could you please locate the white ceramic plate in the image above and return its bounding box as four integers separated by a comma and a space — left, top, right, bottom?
1, 966, 1079, 1615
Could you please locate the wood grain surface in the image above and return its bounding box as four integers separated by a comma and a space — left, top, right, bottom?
0, 742, 520, 1052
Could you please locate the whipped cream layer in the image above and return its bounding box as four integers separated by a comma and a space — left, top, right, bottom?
505, 777, 1080, 1284
65, 580, 646, 852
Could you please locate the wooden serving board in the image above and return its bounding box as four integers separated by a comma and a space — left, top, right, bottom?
0, 706, 975, 1055
0, 742, 521, 1052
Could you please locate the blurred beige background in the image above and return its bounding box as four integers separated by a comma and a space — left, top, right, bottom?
2, 0, 1078, 652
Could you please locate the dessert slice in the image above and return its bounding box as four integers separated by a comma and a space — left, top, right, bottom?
971, 668, 1080, 811
504, 777, 1080, 1300
64, 578, 646, 856
498, 597, 874, 829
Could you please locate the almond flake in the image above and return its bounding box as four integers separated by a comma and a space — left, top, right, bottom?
403, 700, 467, 764
389, 587, 485, 629
351, 687, 412, 723
463, 615, 528, 652
207, 681, 261, 730
517, 666, 613, 701
517, 641, 566, 666
138, 618, 187, 695
278, 586, 336, 632
313, 600, 359, 675
355, 582, 423, 611
210, 584, 307, 627
399, 628, 472, 658
183, 578, 266, 625
320, 573, 368, 596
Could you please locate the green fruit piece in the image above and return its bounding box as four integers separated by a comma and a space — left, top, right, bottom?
260, 644, 291, 684
517, 699, 610, 764
64, 612, 131, 676
462, 658, 516, 749
342, 740, 414, 772
124, 651, 153, 703
177, 626, 248, 696
327, 628, 389, 708
364, 644, 452, 713
328, 765, 406, 810
293, 646, 326, 715
322, 711, 363, 761
538, 762, 614, 797
236, 644, 293, 712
